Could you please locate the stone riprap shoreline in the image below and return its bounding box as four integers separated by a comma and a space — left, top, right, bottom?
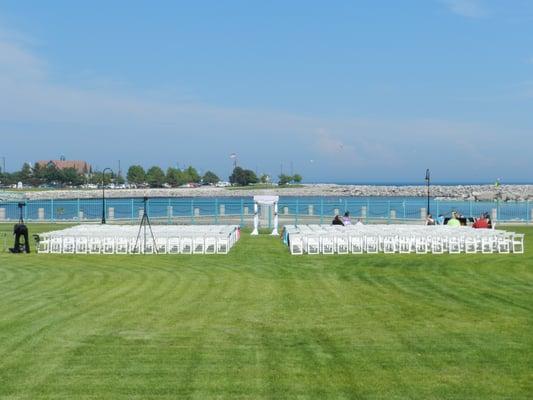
2, 184, 533, 202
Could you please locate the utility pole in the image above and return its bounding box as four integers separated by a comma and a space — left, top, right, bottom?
2, 156, 5, 174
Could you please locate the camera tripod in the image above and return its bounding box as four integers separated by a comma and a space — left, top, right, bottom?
133, 197, 157, 254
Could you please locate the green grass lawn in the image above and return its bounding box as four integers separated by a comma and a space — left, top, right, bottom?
0, 224, 532, 399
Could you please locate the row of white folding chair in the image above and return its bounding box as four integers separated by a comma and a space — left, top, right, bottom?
287, 224, 505, 238
290, 233, 523, 255
39, 225, 239, 241
285, 224, 524, 254
39, 235, 232, 254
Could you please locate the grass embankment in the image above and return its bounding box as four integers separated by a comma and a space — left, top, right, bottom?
0, 224, 532, 399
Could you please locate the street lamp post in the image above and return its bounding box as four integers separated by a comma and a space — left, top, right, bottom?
101, 167, 113, 224
425, 169, 431, 215
230, 153, 237, 169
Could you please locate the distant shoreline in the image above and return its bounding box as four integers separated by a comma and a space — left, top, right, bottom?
2, 183, 532, 202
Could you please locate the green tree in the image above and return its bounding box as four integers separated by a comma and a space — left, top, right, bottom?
1, 172, 16, 185
278, 174, 292, 186
89, 171, 113, 185
146, 166, 166, 188
202, 170, 220, 185
260, 174, 270, 184
30, 163, 44, 186
292, 173, 302, 184
244, 169, 258, 185
166, 167, 178, 187
19, 163, 32, 184
127, 165, 146, 185
61, 168, 84, 186
230, 167, 258, 186
166, 167, 186, 187
183, 166, 201, 183
43, 164, 63, 185
229, 167, 245, 185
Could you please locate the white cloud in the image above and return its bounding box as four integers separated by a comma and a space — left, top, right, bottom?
442, 0, 488, 18
0, 36, 47, 81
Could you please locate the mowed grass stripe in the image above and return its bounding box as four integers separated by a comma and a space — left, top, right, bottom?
0, 224, 532, 398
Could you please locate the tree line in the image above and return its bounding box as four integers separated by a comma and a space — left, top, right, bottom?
0, 162, 302, 188
0, 163, 125, 187
0, 163, 220, 188
228, 167, 302, 186
126, 165, 220, 187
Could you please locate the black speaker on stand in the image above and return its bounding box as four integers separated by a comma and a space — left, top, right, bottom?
10, 202, 30, 253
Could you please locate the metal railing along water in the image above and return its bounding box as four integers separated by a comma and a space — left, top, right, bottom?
0, 197, 531, 226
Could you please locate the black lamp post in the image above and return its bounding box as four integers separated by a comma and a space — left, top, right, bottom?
425, 169, 431, 215
101, 167, 113, 224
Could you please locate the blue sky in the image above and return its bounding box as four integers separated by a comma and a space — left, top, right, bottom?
0, 0, 532, 182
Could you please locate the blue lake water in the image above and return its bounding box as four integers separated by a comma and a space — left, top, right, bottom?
0, 196, 530, 222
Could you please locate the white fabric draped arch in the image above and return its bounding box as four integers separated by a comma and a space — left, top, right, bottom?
251, 195, 279, 236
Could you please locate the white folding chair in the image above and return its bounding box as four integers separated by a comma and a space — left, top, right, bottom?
129, 238, 142, 254
350, 236, 364, 254
88, 238, 102, 254
62, 237, 75, 254
481, 237, 494, 254
383, 236, 397, 254
512, 233, 524, 254
181, 237, 192, 254
204, 237, 217, 254
366, 236, 379, 254
75, 237, 88, 254
497, 233, 510, 254
50, 237, 63, 254
307, 236, 320, 255
448, 237, 461, 254
168, 238, 180, 254
143, 239, 154, 254
398, 236, 412, 254
38, 239, 50, 254
415, 237, 428, 254
336, 236, 349, 254
431, 237, 444, 254
216, 238, 228, 254
156, 238, 168, 254
193, 237, 205, 254
102, 238, 115, 254
464, 236, 477, 253
115, 238, 129, 254
321, 236, 335, 255
290, 235, 304, 255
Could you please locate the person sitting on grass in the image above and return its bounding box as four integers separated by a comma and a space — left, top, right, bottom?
332, 215, 344, 226
446, 212, 461, 227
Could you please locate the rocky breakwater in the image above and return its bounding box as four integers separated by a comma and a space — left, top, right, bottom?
14, 184, 533, 201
